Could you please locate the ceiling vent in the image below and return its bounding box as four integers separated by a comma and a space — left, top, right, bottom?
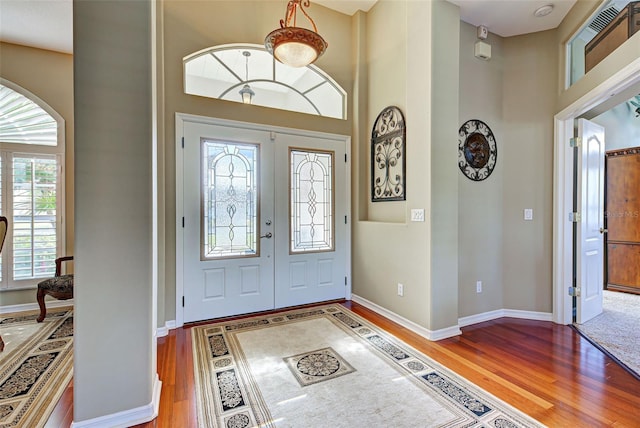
588, 6, 620, 33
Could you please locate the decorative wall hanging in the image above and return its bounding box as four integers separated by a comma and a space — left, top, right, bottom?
371, 106, 406, 202
458, 119, 497, 181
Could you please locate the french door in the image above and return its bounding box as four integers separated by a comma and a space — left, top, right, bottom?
178, 116, 348, 323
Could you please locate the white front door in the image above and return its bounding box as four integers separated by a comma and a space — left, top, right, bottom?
274, 133, 348, 308
576, 118, 605, 324
179, 118, 348, 323
182, 121, 275, 323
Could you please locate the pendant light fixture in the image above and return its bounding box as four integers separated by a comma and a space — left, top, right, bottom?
238, 51, 255, 104
265, 0, 328, 68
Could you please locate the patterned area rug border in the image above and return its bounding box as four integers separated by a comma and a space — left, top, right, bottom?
192, 305, 545, 428
0, 309, 73, 428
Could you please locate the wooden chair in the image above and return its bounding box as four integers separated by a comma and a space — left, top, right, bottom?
36, 256, 74, 323
0, 216, 7, 352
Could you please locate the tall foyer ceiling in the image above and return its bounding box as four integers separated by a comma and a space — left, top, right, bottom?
0, 0, 578, 54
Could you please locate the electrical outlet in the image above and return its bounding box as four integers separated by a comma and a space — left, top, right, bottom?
524, 208, 533, 221
397, 283, 404, 297
476, 281, 482, 293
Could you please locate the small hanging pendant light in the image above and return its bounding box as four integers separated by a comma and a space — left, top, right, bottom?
238, 51, 255, 104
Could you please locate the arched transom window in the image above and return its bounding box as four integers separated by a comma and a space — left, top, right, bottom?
184, 44, 346, 119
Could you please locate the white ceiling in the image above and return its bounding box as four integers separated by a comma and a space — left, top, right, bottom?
0, 0, 578, 54
449, 0, 577, 37
0, 0, 73, 53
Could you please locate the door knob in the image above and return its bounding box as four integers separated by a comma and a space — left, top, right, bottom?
599, 228, 607, 234
260, 232, 273, 239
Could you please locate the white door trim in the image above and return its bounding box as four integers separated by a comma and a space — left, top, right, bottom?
553, 58, 640, 325
175, 113, 352, 327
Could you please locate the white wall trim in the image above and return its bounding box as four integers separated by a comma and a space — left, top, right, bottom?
458, 309, 504, 327
503, 309, 553, 322
352, 295, 553, 340
459, 309, 553, 327
351, 294, 462, 341
71, 374, 162, 428
156, 320, 176, 338
553, 56, 640, 325
0, 299, 74, 315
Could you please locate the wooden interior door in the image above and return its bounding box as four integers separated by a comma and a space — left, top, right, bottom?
605, 147, 640, 294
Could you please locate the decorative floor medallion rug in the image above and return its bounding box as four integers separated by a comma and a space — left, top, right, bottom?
0, 308, 73, 428
192, 305, 544, 428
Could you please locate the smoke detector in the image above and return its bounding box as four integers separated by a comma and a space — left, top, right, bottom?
534, 4, 554, 17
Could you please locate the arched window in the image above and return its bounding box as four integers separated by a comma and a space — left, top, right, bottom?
0, 80, 65, 289
184, 44, 346, 119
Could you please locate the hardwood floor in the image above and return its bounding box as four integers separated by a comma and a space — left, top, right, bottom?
46, 301, 640, 427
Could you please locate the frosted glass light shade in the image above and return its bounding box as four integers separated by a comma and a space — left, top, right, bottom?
265, 27, 327, 68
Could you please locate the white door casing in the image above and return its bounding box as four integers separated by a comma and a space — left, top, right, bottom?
553, 57, 640, 326
176, 114, 351, 325
575, 118, 605, 324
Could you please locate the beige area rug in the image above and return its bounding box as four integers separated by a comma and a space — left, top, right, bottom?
574, 290, 640, 378
192, 305, 544, 428
0, 308, 73, 428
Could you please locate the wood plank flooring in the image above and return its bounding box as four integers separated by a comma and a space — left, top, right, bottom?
45, 301, 640, 427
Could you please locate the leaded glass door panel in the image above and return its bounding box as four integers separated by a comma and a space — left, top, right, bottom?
182, 121, 275, 322
274, 134, 347, 308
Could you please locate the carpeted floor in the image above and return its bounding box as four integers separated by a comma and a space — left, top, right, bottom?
192, 304, 544, 428
0, 308, 73, 428
574, 290, 640, 377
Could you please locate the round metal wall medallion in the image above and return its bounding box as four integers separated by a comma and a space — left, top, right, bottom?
458, 119, 497, 181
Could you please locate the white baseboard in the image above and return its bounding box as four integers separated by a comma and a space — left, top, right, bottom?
156, 320, 176, 338
71, 374, 162, 428
0, 299, 74, 314
458, 309, 553, 327
350, 294, 553, 340
350, 294, 462, 341
502, 309, 553, 322
458, 309, 505, 327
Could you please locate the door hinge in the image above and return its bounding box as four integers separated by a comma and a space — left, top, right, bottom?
182, 217, 185, 228
345, 276, 347, 286
182, 296, 185, 307
568, 286, 581, 297
182, 137, 184, 148
344, 153, 347, 162
569, 137, 581, 148
345, 215, 347, 224
569, 212, 581, 223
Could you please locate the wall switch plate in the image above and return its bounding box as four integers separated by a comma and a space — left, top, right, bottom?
476, 281, 482, 293
524, 208, 533, 221
411, 209, 425, 222
397, 283, 404, 297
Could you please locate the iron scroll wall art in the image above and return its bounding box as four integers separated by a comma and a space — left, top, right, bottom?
371, 106, 406, 201
458, 119, 497, 181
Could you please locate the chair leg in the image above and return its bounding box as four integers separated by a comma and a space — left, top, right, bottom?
37, 288, 47, 323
